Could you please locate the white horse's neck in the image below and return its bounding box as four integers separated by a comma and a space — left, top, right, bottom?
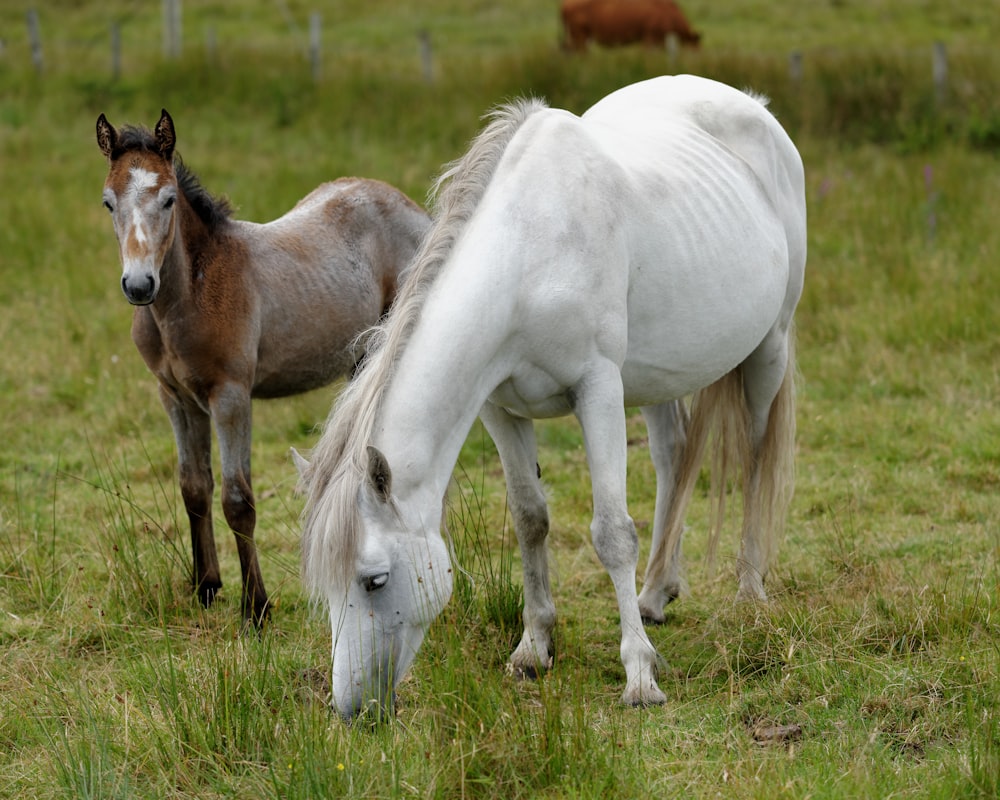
376, 353, 498, 521
373, 257, 515, 521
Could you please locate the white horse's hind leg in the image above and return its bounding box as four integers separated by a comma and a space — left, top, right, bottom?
575, 365, 665, 706
736, 328, 794, 603
478, 402, 556, 678
637, 400, 688, 623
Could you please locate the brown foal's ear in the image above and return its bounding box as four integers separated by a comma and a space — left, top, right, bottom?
154, 108, 176, 161
366, 446, 393, 503
96, 113, 117, 160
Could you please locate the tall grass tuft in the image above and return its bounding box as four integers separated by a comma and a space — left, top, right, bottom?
50, 704, 133, 800
965, 678, 1000, 798
449, 458, 524, 654
83, 443, 190, 626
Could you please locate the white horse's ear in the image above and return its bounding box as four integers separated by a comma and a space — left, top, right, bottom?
290, 447, 311, 495
366, 446, 392, 503
290, 447, 310, 477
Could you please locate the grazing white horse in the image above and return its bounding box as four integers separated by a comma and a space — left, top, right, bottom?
299, 74, 806, 719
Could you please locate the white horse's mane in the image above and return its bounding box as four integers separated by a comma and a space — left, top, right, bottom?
300, 97, 549, 594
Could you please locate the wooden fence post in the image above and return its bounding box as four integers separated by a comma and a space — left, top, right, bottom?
27, 9, 43, 73
310, 13, 321, 82
163, 0, 181, 59
205, 25, 217, 65
111, 22, 121, 80
932, 41, 947, 105
666, 32, 678, 65
419, 30, 433, 84
789, 50, 803, 85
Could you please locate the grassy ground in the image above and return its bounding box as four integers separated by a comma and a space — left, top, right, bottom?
1, 1, 999, 798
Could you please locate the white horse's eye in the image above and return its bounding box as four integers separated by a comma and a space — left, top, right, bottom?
361, 573, 389, 593
103, 199, 114, 213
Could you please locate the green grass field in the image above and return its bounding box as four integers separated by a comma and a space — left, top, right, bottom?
1, 1, 998, 797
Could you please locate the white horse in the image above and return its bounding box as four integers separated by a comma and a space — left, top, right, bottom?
299, 74, 807, 719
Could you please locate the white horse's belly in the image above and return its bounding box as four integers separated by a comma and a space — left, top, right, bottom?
618, 202, 788, 404
621, 248, 788, 403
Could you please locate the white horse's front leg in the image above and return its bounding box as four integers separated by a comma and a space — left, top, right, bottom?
575, 366, 666, 706
479, 402, 555, 678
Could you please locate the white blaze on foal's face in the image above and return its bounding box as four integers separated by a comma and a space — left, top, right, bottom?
103, 161, 178, 305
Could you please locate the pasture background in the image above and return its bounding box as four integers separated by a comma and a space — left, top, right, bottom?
1, 1, 998, 797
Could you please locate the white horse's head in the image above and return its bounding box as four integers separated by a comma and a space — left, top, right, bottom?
96, 109, 179, 306
303, 446, 454, 721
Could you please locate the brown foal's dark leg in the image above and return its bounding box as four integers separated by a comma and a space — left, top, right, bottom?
211, 383, 270, 627
161, 387, 223, 607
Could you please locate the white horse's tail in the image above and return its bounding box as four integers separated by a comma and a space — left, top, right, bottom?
643, 335, 796, 593
743, 334, 797, 577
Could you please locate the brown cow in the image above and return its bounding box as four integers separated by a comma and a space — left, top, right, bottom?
561, 0, 702, 51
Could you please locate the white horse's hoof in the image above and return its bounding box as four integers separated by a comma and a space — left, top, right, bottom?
508, 635, 554, 681
735, 581, 767, 603
506, 654, 553, 681
621, 681, 667, 707
638, 580, 686, 624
